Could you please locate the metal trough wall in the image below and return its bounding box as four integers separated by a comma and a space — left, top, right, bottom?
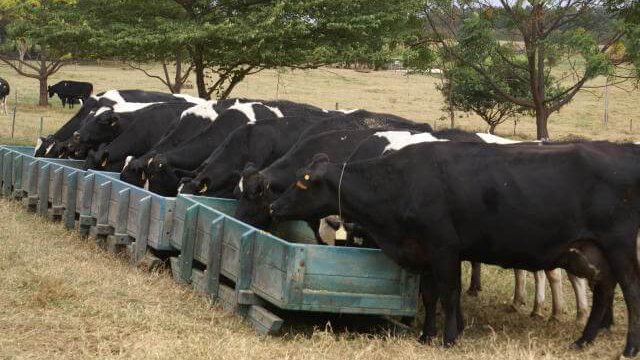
170, 195, 419, 333
82, 170, 176, 252
0, 146, 39, 201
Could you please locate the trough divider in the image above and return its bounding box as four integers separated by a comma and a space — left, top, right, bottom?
50, 168, 64, 220
11, 155, 23, 199
204, 216, 225, 298
36, 164, 50, 216
23, 160, 39, 211
93, 181, 113, 240
178, 204, 199, 284
236, 230, 257, 314
64, 172, 78, 229
2, 151, 12, 197
0, 148, 4, 187
79, 174, 95, 236
107, 188, 132, 253
131, 195, 151, 265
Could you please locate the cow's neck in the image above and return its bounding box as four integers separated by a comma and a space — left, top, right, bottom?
327, 161, 401, 231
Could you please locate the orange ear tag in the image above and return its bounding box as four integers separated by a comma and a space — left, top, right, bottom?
296, 181, 308, 190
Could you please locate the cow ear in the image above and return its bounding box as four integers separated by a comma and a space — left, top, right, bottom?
299, 153, 330, 182
242, 162, 258, 177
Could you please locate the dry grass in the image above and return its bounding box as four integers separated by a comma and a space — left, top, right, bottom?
0, 62, 638, 359
0, 197, 630, 359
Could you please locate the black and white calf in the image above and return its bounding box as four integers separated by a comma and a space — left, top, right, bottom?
35, 89, 205, 158
271, 141, 640, 357
0, 77, 9, 115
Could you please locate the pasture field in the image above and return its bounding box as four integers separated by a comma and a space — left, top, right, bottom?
0, 63, 637, 359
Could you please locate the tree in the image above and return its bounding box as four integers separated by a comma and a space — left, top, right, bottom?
441, 64, 530, 133
0, 0, 86, 106
423, 1, 637, 140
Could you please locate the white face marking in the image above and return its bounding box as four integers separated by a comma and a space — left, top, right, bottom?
375, 131, 448, 154
238, 177, 244, 193
35, 138, 43, 154
100, 90, 127, 104
123, 156, 134, 170
266, 106, 284, 118
177, 183, 184, 194
180, 101, 219, 121
173, 94, 207, 104
475, 133, 522, 144
229, 100, 261, 123
45, 143, 55, 155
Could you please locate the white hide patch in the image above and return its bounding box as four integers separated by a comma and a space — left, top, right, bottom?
266, 106, 284, 118
95, 102, 160, 117
99, 90, 127, 104
475, 133, 522, 144
35, 138, 43, 155
238, 177, 244, 193
44, 143, 55, 156
335, 109, 359, 114
229, 100, 261, 123
177, 183, 184, 194
123, 156, 134, 171
173, 93, 207, 104
375, 131, 449, 154
181, 101, 219, 121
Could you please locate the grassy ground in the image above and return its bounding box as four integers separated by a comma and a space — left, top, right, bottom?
0, 62, 638, 359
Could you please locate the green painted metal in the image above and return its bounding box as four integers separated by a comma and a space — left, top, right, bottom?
64, 172, 78, 229
37, 164, 50, 216
2, 152, 13, 197
131, 196, 151, 265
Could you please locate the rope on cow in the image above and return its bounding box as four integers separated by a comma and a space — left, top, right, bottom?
336, 161, 348, 241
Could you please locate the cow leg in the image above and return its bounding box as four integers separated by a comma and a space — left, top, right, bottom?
511, 269, 527, 312
431, 251, 462, 346
572, 268, 616, 349
419, 272, 438, 344
606, 247, 640, 357
531, 271, 547, 318
568, 273, 589, 324
467, 262, 481, 297
546, 269, 565, 321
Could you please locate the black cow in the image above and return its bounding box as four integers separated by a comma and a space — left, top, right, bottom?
270, 141, 640, 357
141, 100, 333, 196
0, 77, 9, 115
120, 99, 266, 190
234, 117, 435, 229
83, 102, 196, 171
35, 90, 205, 158
177, 113, 338, 198
76, 101, 196, 165
48, 81, 93, 108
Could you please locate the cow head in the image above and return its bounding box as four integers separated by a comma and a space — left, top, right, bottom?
121, 156, 145, 187
177, 176, 209, 196
47, 86, 54, 98
75, 107, 120, 147
270, 153, 334, 221
234, 163, 274, 228
145, 154, 182, 196
34, 136, 54, 157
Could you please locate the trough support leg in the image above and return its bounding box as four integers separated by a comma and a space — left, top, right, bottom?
91, 181, 113, 248
2, 152, 13, 197
130, 196, 151, 266
37, 164, 50, 217
106, 188, 131, 254
22, 161, 38, 212
79, 174, 95, 238
63, 173, 78, 230
11, 155, 24, 200
203, 217, 225, 297
49, 168, 64, 221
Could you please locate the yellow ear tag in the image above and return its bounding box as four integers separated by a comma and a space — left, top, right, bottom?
101, 158, 108, 167
199, 184, 208, 194
335, 223, 348, 241
304, 174, 310, 180
296, 180, 308, 190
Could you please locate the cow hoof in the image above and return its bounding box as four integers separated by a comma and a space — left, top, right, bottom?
466, 288, 480, 297
570, 339, 590, 350
530, 310, 545, 319
623, 345, 639, 358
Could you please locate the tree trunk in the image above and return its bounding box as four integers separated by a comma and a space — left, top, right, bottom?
172, 54, 183, 94
489, 123, 497, 134
38, 59, 48, 107
192, 48, 209, 100
535, 109, 549, 140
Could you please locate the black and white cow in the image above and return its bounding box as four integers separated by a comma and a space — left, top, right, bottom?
83, 102, 197, 171
140, 100, 335, 196
35, 90, 206, 158
120, 99, 278, 190
75, 101, 196, 165
270, 141, 640, 357
0, 77, 9, 115
48, 81, 93, 108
